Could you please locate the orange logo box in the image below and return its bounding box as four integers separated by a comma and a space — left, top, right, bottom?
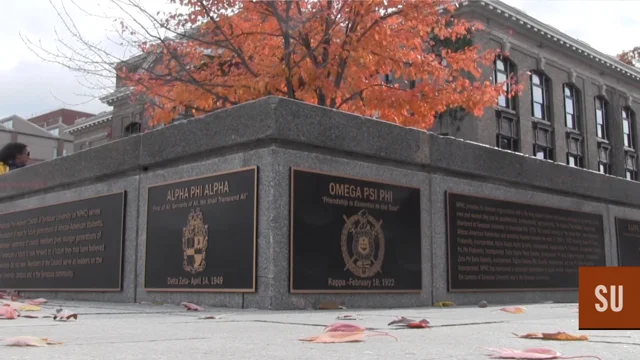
579, 266, 640, 330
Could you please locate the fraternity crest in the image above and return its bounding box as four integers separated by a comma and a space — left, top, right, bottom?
182, 208, 209, 274
341, 209, 385, 278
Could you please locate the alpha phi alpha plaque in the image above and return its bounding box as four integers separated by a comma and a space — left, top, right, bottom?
290, 168, 422, 293
144, 167, 257, 292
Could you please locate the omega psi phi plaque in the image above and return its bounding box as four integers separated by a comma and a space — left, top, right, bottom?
290, 168, 422, 293
144, 167, 257, 292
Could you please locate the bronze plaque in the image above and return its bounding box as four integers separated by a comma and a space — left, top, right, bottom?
144, 167, 257, 292
446, 192, 606, 291
0, 192, 126, 291
615, 218, 640, 266
290, 168, 422, 293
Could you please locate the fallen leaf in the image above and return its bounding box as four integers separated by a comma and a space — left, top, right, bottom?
485, 347, 561, 359
324, 323, 366, 333
318, 301, 346, 310
199, 316, 219, 320
485, 347, 601, 359
388, 316, 430, 328
19, 305, 41, 312
26, 298, 47, 305
4, 336, 63, 347
300, 330, 398, 344
0, 304, 19, 319
500, 306, 527, 314
300, 331, 365, 343
180, 302, 204, 311
434, 301, 456, 307
53, 309, 78, 321
407, 320, 430, 328
336, 314, 359, 320
513, 332, 589, 341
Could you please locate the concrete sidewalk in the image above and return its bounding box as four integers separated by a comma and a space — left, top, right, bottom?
0, 300, 636, 359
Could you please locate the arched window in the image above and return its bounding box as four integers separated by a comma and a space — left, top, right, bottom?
594, 96, 611, 175
622, 106, 637, 181
563, 84, 581, 130
494, 56, 517, 111
595, 97, 609, 140
622, 107, 635, 149
530, 71, 551, 121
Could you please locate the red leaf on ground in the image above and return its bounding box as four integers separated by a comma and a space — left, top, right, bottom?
0, 304, 19, 319
26, 298, 47, 305
407, 320, 430, 329
388, 316, 430, 328
180, 302, 204, 311
323, 323, 366, 333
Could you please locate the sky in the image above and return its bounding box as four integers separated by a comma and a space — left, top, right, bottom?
1, 0, 638, 119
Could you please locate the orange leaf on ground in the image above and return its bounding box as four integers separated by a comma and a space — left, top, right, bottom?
180, 302, 204, 311
513, 332, 589, 341
4, 336, 63, 347
300, 331, 365, 343
500, 306, 527, 314
407, 320, 430, 329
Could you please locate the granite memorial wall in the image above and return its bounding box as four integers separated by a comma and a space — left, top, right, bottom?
0, 97, 637, 309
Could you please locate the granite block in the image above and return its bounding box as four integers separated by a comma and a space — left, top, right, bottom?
265, 147, 432, 310
135, 149, 271, 308
427, 134, 638, 208
0, 176, 140, 303
0, 136, 141, 200
429, 174, 610, 306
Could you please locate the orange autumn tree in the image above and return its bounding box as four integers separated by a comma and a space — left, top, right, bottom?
119, 0, 514, 129
617, 46, 640, 67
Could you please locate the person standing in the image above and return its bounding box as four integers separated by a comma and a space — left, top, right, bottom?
0, 142, 30, 175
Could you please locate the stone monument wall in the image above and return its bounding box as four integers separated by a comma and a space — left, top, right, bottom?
0, 97, 638, 309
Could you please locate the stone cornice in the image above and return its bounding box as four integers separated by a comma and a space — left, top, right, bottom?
464, 0, 640, 82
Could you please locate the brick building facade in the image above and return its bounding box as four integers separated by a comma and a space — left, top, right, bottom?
27, 108, 95, 138
99, 0, 640, 182
429, 0, 640, 181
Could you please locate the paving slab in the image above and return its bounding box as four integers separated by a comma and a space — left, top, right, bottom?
0, 300, 636, 360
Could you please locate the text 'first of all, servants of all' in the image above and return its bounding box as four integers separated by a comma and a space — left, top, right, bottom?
167, 181, 230, 201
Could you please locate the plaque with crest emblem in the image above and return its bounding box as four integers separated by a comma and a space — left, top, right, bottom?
290, 168, 422, 293
144, 167, 257, 292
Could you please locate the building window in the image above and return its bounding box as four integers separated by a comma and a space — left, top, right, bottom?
531, 72, 550, 121
598, 143, 611, 174
62, 149, 67, 156
3, 120, 13, 129
496, 113, 519, 152
622, 107, 635, 149
563, 85, 580, 130
533, 124, 553, 160
625, 152, 637, 180
567, 134, 583, 168
53, 148, 58, 158
495, 56, 517, 111
124, 122, 141, 136
595, 97, 608, 140
49, 128, 60, 136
